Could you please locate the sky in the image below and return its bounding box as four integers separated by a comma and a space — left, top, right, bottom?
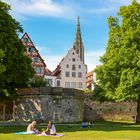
3, 0, 140, 72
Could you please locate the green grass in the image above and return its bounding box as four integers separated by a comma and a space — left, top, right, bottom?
0, 121, 140, 140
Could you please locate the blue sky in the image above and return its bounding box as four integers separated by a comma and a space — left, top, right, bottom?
3, 0, 139, 72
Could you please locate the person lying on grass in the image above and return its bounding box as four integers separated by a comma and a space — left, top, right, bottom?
27, 121, 39, 134
41, 121, 56, 135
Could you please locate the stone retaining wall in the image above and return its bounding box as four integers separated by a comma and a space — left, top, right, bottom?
1, 88, 138, 122
14, 87, 84, 122
84, 94, 137, 122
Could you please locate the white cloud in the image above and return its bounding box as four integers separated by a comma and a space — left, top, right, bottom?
43, 55, 63, 71
88, 0, 140, 15
42, 50, 105, 72
3, 0, 140, 20
88, 7, 116, 14
3, 0, 77, 20
109, 0, 140, 5
35, 45, 63, 71
36, 45, 105, 72
85, 50, 105, 72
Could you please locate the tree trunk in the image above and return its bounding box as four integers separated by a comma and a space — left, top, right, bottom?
3, 105, 6, 120
136, 101, 140, 123
12, 101, 15, 121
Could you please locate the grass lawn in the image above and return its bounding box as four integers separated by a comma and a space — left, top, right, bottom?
0, 121, 140, 140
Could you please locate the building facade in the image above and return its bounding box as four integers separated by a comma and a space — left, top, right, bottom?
86, 70, 96, 90
53, 48, 87, 89
45, 17, 87, 90
21, 33, 46, 77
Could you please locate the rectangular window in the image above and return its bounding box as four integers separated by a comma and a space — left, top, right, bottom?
66, 71, 70, 77
24, 38, 28, 43
72, 72, 76, 77
72, 65, 76, 71
65, 82, 70, 88
72, 58, 76, 62
78, 82, 83, 88
66, 64, 69, 68
34, 57, 39, 62
71, 82, 76, 88
28, 47, 34, 53
57, 81, 60, 87
46, 79, 53, 85
78, 72, 82, 78
35, 67, 43, 74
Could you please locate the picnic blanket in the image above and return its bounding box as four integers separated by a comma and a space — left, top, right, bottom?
37, 133, 64, 137
15, 131, 35, 134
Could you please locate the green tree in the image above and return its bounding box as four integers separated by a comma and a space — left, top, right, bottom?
28, 76, 50, 88
0, 49, 5, 74
94, 0, 140, 122
0, 1, 34, 99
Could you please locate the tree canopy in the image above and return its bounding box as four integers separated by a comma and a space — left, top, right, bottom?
0, 1, 34, 99
94, 0, 140, 102
0, 49, 5, 74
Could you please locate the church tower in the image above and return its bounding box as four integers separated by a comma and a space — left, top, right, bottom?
73, 16, 84, 63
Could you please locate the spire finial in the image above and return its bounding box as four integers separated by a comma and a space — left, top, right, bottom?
78, 16, 80, 25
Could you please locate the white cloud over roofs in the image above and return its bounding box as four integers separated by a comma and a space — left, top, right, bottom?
85, 51, 105, 72
37, 44, 104, 72
42, 51, 105, 72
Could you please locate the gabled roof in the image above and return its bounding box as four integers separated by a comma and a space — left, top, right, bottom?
45, 68, 52, 76
52, 58, 64, 76
21, 32, 46, 67
52, 64, 61, 76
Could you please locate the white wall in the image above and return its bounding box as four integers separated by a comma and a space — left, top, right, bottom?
60, 48, 87, 90
45, 75, 57, 87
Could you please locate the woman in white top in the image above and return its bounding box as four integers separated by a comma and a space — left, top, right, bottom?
42, 121, 56, 135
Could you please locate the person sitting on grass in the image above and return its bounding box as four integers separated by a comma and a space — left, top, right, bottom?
27, 121, 39, 134
81, 120, 92, 128
41, 121, 56, 135
87, 122, 92, 128
81, 120, 87, 128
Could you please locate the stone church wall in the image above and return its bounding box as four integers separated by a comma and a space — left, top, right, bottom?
14, 87, 84, 122
84, 94, 137, 122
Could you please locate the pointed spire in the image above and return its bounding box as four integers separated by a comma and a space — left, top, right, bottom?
73, 16, 84, 63
75, 16, 82, 44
